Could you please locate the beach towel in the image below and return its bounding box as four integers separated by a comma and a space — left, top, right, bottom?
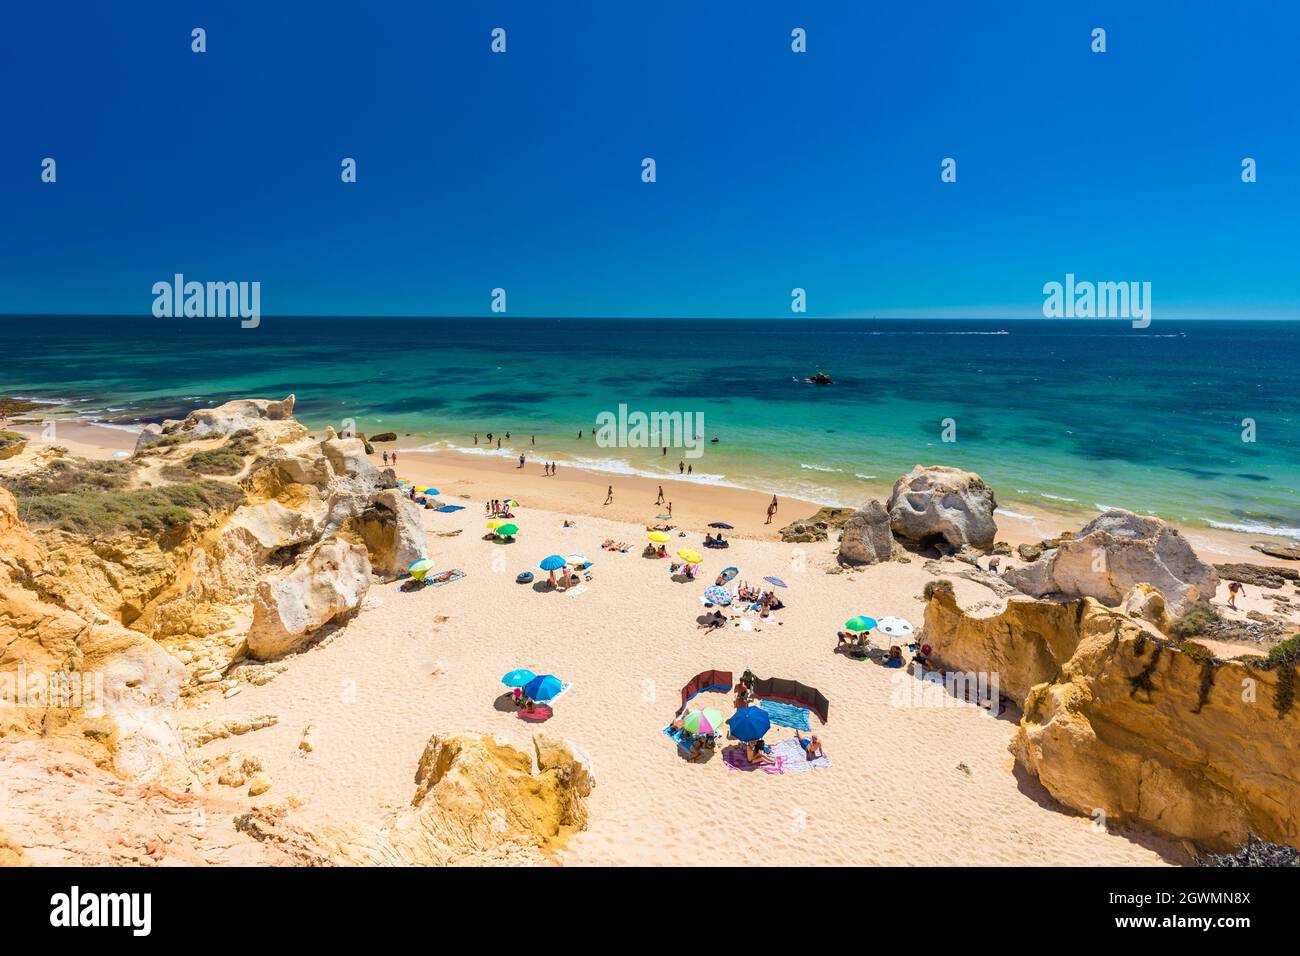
517, 705, 553, 722
433, 505, 465, 513
425, 569, 466, 587
721, 747, 785, 774
565, 585, 588, 597
758, 698, 811, 731
768, 737, 831, 772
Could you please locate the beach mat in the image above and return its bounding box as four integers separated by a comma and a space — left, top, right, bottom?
758, 698, 811, 731
517, 705, 553, 722
768, 737, 830, 772
425, 569, 466, 587
721, 747, 785, 774
433, 505, 465, 512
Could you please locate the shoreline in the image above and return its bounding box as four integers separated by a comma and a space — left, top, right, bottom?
6, 414, 1300, 567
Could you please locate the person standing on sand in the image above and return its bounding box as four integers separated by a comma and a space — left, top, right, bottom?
391, 451, 398, 465
1228, 580, 1246, 610
383, 451, 389, 465
771, 494, 778, 514
679, 461, 684, 474
604, 485, 614, 505
667, 501, 673, 518
518, 454, 525, 469
765, 501, 776, 525
656, 485, 664, 505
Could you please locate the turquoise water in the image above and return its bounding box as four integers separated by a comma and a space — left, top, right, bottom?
3, 317, 1299, 537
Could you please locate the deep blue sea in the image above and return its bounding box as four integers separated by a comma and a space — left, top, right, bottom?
3, 316, 1298, 537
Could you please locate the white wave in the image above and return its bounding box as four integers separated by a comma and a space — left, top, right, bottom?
84, 421, 143, 434
853, 473, 877, 480
1039, 493, 1077, 503
799, 463, 843, 473
995, 508, 1036, 521
1207, 520, 1300, 540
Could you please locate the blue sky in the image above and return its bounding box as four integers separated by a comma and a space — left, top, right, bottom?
1, 1, 1295, 318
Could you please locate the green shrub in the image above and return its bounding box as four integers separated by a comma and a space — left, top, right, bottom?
923, 579, 955, 601
12, 480, 244, 534
1168, 601, 1221, 640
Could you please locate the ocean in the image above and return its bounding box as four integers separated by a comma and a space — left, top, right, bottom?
3, 316, 1298, 538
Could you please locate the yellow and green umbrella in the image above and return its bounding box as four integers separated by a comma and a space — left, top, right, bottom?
408, 559, 435, 581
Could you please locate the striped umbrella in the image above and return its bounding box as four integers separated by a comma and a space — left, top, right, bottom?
683, 708, 724, 736
845, 615, 877, 633
702, 586, 732, 606
504, 498, 520, 508
763, 576, 788, 588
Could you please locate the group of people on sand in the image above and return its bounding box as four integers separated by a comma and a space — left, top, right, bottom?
835, 630, 941, 674
704, 532, 728, 548
671, 670, 825, 767
381, 450, 399, 466
601, 539, 631, 552
485, 499, 513, 517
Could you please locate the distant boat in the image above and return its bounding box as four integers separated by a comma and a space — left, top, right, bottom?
805, 372, 833, 385
993, 329, 1009, 335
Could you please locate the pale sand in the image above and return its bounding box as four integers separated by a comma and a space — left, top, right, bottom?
188, 481, 1184, 866
15, 428, 1295, 865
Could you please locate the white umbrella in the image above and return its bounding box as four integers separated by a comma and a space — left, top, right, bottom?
876, 616, 914, 639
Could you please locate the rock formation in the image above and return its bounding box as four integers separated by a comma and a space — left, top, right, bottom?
837, 499, 896, 565
923, 587, 1300, 851
1005, 509, 1218, 614
136, 394, 302, 451
350, 489, 428, 578
247, 538, 371, 660
778, 507, 855, 543
886, 465, 998, 551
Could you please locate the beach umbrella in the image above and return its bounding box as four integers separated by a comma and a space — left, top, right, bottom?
763, 576, 788, 588
647, 531, 671, 543
728, 707, 772, 742
683, 708, 724, 736
504, 498, 520, 508
487, 519, 505, 530
408, 558, 435, 581
708, 522, 734, 529
876, 616, 914, 638
702, 585, 732, 606
523, 674, 563, 702
539, 555, 566, 571
677, 548, 702, 564
718, 566, 739, 583
496, 523, 519, 537
501, 669, 535, 688
423, 488, 440, 496
845, 615, 877, 633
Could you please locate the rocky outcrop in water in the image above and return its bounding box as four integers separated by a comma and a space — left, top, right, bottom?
923, 587, 1300, 852
886, 465, 998, 551
1005, 509, 1218, 615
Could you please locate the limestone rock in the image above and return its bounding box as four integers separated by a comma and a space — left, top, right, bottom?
1251, 543, 1300, 561
320, 435, 377, 484
1005, 509, 1218, 615
1123, 583, 1172, 632
837, 500, 895, 565
886, 465, 998, 551
1215, 562, 1299, 589
778, 507, 855, 543
247, 538, 371, 660
352, 489, 428, 578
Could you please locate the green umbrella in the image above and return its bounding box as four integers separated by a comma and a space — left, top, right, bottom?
496, 523, 519, 537
845, 615, 877, 633
408, 559, 434, 580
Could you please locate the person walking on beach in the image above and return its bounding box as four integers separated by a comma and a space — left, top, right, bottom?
518, 454, 525, 469
770, 494, 778, 514
552, 461, 558, 476
679, 461, 684, 474
687, 464, 693, 475
382, 451, 389, 466
667, 501, 673, 518
656, 485, 664, 505
765, 501, 776, 525
391, 451, 397, 465
1228, 580, 1247, 610
604, 485, 614, 505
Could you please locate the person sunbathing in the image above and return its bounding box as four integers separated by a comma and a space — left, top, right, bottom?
745, 739, 776, 767
699, 610, 726, 631
885, 645, 905, 668
795, 731, 825, 760
686, 735, 705, 761
601, 539, 615, 549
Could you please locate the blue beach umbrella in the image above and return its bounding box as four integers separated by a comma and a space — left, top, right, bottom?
539, 555, 567, 571
763, 576, 788, 588
727, 707, 772, 742
523, 674, 563, 702
501, 669, 535, 688
702, 585, 732, 606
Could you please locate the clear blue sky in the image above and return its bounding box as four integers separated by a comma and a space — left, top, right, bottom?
1, 1, 1295, 318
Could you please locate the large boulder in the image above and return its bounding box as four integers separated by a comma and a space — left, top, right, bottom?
135, 394, 301, 452
320, 430, 378, 484
1005, 509, 1218, 615
886, 465, 998, 551
837, 500, 895, 565
247, 538, 371, 660
352, 490, 428, 578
